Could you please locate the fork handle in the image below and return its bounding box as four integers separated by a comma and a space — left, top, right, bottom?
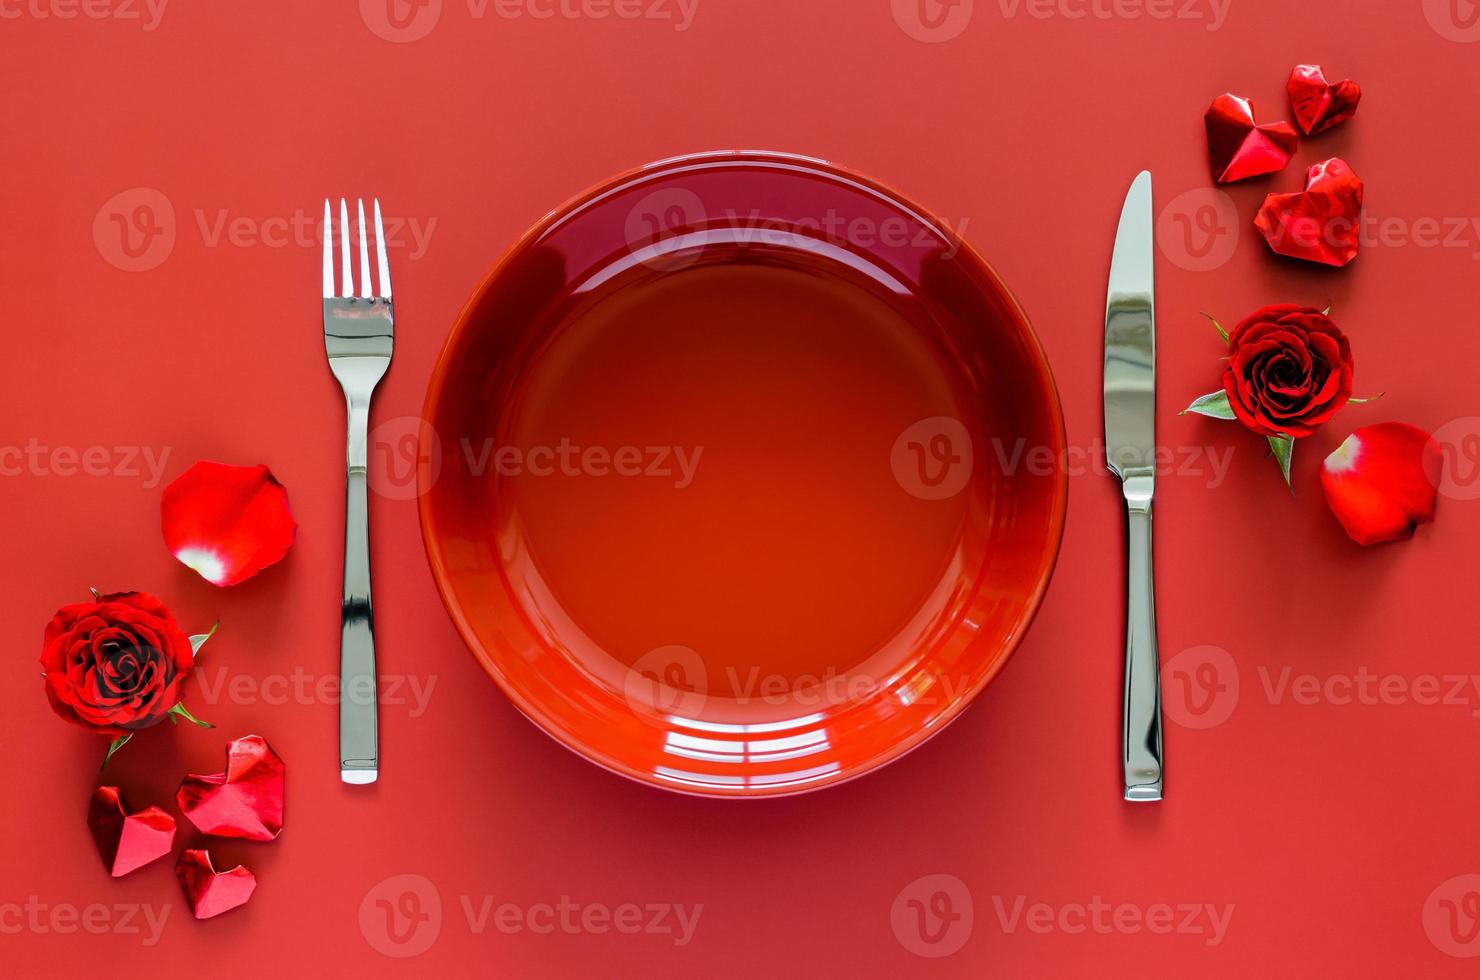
340, 393, 379, 784
1122, 489, 1163, 801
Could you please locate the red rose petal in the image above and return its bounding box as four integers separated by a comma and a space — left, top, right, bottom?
177, 735, 285, 841
88, 786, 175, 877
1255, 158, 1365, 267
175, 849, 256, 920
1321, 423, 1441, 546
1287, 64, 1361, 136
1204, 93, 1298, 183
161, 462, 297, 587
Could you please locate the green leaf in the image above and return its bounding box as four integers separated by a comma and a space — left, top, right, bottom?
1200, 312, 1230, 347
1268, 434, 1295, 489
168, 703, 213, 729
189, 621, 219, 657
101, 733, 132, 770
1180, 390, 1236, 420
1347, 392, 1385, 405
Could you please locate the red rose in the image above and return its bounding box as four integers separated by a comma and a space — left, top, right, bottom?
1222, 304, 1354, 438
40, 592, 195, 737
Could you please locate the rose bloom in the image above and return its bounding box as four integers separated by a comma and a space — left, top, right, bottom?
40, 592, 195, 737
1222, 304, 1354, 438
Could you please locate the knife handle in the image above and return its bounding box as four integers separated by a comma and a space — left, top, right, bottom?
1122, 484, 1163, 801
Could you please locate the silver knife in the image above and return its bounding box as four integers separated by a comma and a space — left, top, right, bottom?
1104, 171, 1163, 802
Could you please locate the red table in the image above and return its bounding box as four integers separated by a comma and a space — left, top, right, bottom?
4, 2, 1479, 976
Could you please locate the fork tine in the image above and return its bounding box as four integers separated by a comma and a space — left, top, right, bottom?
322, 200, 334, 298
356, 199, 372, 299
373, 199, 392, 299
338, 198, 353, 298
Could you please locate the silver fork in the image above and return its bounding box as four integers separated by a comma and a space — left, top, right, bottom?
323, 198, 393, 785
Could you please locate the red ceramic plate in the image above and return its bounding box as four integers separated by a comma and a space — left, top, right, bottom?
420, 152, 1067, 797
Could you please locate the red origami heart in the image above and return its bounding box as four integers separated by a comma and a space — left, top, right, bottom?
1287, 64, 1361, 136
88, 786, 175, 877
176, 849, 256, 920
1204, 93, 1298, 183
1254, 158, 1365, 267
177, 735, 285, 841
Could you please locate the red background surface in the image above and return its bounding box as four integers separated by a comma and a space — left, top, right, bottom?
3, 1, 1480, 976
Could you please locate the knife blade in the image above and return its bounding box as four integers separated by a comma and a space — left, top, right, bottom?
1104, 170, 1163, 802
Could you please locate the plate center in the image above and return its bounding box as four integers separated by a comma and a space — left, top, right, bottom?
495, 244, 977, 705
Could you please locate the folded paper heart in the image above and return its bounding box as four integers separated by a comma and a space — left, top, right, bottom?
1254, 158, 1365, 267
177, 735, 285, 841
87, 786, 175, 877
176, 849, 256, 920
1204, 93, 1298, 183
1287, 64, 1360, 136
